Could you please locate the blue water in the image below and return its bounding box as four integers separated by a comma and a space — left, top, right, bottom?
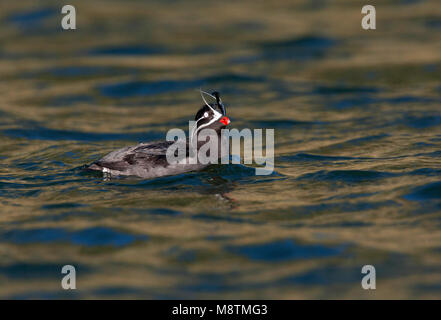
0, 0, 441, 299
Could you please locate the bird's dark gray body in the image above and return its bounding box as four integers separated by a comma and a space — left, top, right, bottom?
87, 140, 208, 179
86, 91, 230, 179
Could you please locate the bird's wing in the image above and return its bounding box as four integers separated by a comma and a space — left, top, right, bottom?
92, 140, 187, 172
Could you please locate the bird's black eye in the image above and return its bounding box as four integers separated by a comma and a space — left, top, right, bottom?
204, 112, 209, 118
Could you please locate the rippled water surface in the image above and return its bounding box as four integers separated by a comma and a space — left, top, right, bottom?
1, 0, 441, 299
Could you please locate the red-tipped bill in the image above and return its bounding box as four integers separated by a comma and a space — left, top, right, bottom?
219, 116, 230, 125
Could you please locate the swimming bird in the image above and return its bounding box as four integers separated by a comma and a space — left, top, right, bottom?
86, 91, 230, 179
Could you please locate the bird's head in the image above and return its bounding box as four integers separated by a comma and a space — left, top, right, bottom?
194, 90, 230, 132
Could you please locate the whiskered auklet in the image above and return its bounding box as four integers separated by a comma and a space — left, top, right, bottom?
86, 91, 230, 179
